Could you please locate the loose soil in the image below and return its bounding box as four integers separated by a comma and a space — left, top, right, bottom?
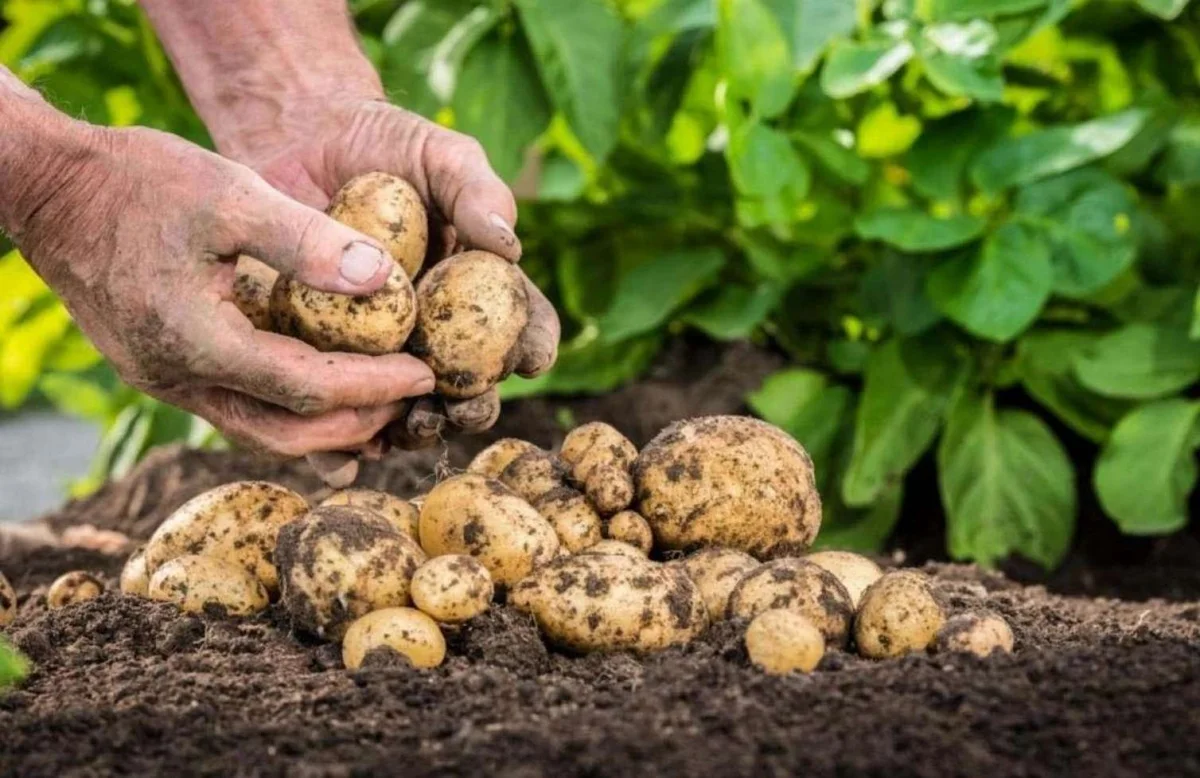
3, 339, 1199, 777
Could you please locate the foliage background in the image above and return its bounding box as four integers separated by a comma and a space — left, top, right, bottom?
1, 0, 1198, 570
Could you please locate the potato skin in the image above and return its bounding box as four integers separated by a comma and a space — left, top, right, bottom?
409, 251, 530, 399
500, 450, 568, 505
231, 255, 278, 330
467, 438, 541, 479
682, 547, 759, 621
119, 546, 150, 597
144, 481, 309, 595
580, 540, 648, 560
148, 555, 269, 616
560, 423, 638, 515
410, 555, 493, 624
510, 553, 708, 653
533, 487, 603, 553
47, 571, 104, 609
328, 172, 428, 279
804, 550, 883, 609
1, 571, 16, 627
727, 558, 854, 647
745, 609, 825, 674
855, 571, 946, 659
276, 506, 427, 639
605, 510, 653, 555
634, 416, 822, 558
933, 610, 1014, 658
321, 489, 420, 538
419, 474, 559, 587
342, 607, 446, 670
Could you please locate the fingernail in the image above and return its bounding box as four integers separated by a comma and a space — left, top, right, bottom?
488, 212, 518, 248
340, 242, 385, 285
414, 374, 436, 395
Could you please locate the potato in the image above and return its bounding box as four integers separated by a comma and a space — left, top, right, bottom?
804, 550, 883, 609
342, 607, 446, 670
46, 571, 103, 610
580, 540, 647, 559
321, 489, 419, 538
533, 488, 603, 553
933, 610, 1014, 658
634, 416, 822, 558
231, 255, 278, 330
745, 609, 825, 674
276, 506, 428, 639
119, 546, 150, 597
854, 571, 946, 659
1, 571, 15, 628
510, 552, 708, 653
148, 555, 269, 616
682, 547, 759, 621
499, 450, 568, 505
605, 510, 653, 555
467, 438, 541, 479
560, 422, 637, 515
144, 481, 308, 595
328, 172, 428, 280
419, 474, 559, 587
410, 555, 493, 624
727, 559, 854, 647
408, 251, 530, 399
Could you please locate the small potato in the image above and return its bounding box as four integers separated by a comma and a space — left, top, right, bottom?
634, 416, 822, 558
804, 550, 883, 609
321, 489, 420, 538
855, 571, 946, 660
342, 607, 446, 670
148, 555, 268, 616
560, 423, 637, 516
328, 172, 428, 279
534, 488, 603, 553
144, 481, 309, 595
605, 510, 653, 555
580, 540, 648, 559
500, 450, 568, 505
682, 547, 759, 622
727, 559, 854, 647
408, 251, 530, 399
510, 552, 708, 653
933, 610, 1014, 658
745, 609, 825, 674
1, 571, 15, 628
276, 506, 428, 639
231, 255, 278, 330
410, 555, 493, 624
46, 571, 103, 609
419, 474, 559, 587
119, 546, 150, 597
468, 438, 541, 479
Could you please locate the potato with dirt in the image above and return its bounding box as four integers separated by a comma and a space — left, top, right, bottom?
633, 416, 821, 558
745, 609, 825, 674
144, 481, 309, 595
804, 550, 882, 608
1, 571, 15, 628
419, 474, 559, 587
580, 540, 648, 560
855, 571, 947, 659
231, 255, 278, 330
533, 487, 604, 553
604, 510, 653, 555
682, 547, 759, 621
342, 607, 446, 670
119, 546, 150, 597
321, 489, 419, 538
510, 552, 708, 653
408, 250, 530, 399
326, 172, 428, 279
410, 555, 494, 624
933, 610, 1014, 658
467, 438, 541, 479
148, 555, 269, 616
559, 422, 638, 516
727, 558, 854, 647
500, 450, 569, 504
46, 571, 103, 609
276, 505, 428, 639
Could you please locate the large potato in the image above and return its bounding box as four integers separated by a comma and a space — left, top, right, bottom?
47, 571, 103, 610
419, 474, 559, 587
321, 489, 419, 538
410, 555, 493, 624
682, 547, 759, 621
1, 571, 15, 628
467, 438, 541, 479
231, 255, 278, 330
408, 251, 529, 399
804, 550, 883, 609
276, 506, 428, 639
148, 555, 269, 616
727, 559, 854, 647
342, 607, 446, 670
745, 609, 825, 674
559, 422, 637, 515
855, 571, 946, 659
119, 546, 150, 597
634, 416, 822, 558
581, 540, 648, 560
933, 610, 1013, 658
144, 481, 308, 595
510, 552, 708, 653
328, 172, 428, 279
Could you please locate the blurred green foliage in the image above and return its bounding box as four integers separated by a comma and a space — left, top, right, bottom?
0, 636, 28, 689
1, 0, 1199, 566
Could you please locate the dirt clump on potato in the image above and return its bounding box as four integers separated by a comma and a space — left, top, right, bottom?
559, 422, 637, 515
745, 609, 825, 674
46, 571, 104, 610
682, 547, 759, 621
604, 510, 653, 555
328, 172, 428, 279
467, 438, 541, 479
533, 488, 604, 553
500, 450, 569, 505
727, 558, 854, 647
855, 571, 947, 659
148, 555, 269, 616
342, 607, 446, 670
321, 489, 419, 538
119, 546, 150, 597
804, 550, 883, 609
410, 555, 494, 624
1, 571, 16, 627
231, 255, 278, 330
934, 610, 1014, 657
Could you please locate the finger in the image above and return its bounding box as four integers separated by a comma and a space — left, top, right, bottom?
386, 397, 446, 450
306, 452, 360, 489
515, 274, 560, 377
427, 134, 522, 261
444, 388, 501, 434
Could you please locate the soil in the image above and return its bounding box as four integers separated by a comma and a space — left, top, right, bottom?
2, 338, 1199, 777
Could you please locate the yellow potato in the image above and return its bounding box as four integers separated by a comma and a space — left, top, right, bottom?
580, 540, 648, 560
467, 438, 541, 479
321, 489, 419, 538
499, 450, 568, 505
727, 559, 854, 647
804, 550, 883, 609
119, 546, 150, 597
144, 481, 308, 595
419, 474, 559, 587
634, 416, 822, 558
604, 510, 654, 555
409, 251, 530, 399
559, 423, 637, 514
147, 555, 268, 616
276, 506, 428, 640
327, 172, 428, 279
46, 571, 103, 609
682, 547, 759, 621
745, 609, 825, 674
410, 555, 493, 624
1, 571, 16, 627
231, 255, 278, 330
533, 488, 603, 553
933, 610, 1014, 658
510, 552, 708, 653
342, 607, 446, 670
855, 571, 946, 659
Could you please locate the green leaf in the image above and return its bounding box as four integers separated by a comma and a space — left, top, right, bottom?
1095, 399, 1200, 535
938, 391, 1075, 568
380, 0, 476, 117
843, 336, 968, 505
927, 0, 1047, 20
515, 0, 623, 160
1158, 115, 1200, 186
42, 327, 102, 372
499, 332, 663, 399
598, 248, 726, 342
727, 121, 810, 199
1192, 285, 1200, 340
718, 0, 794, 118
763, 0, 857, 73
555, 246, 617, 321
821, 37, 915, 99
683, 283, 782, 340
1073, 323, 1200, 399
37, 373, 112, 421
0, 637, 29, 690
860, 253, 943, 336
0, 304, 73, 408
1134, 0, 1191, 19
906, 108, 1013, 202
748, 369, 851, 469
922, 53, 1003, 102
927, 222, 1053, 342
813, 483, 904, 552
792, 130, 869, 186
0, 249, 52, 338
855, 208, 986, 252
856, 101, 923, 158
453, 32, 553, 181
425, 6, 501, 103
971, 108, 1148, 193
1017, 329, 1131, 443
